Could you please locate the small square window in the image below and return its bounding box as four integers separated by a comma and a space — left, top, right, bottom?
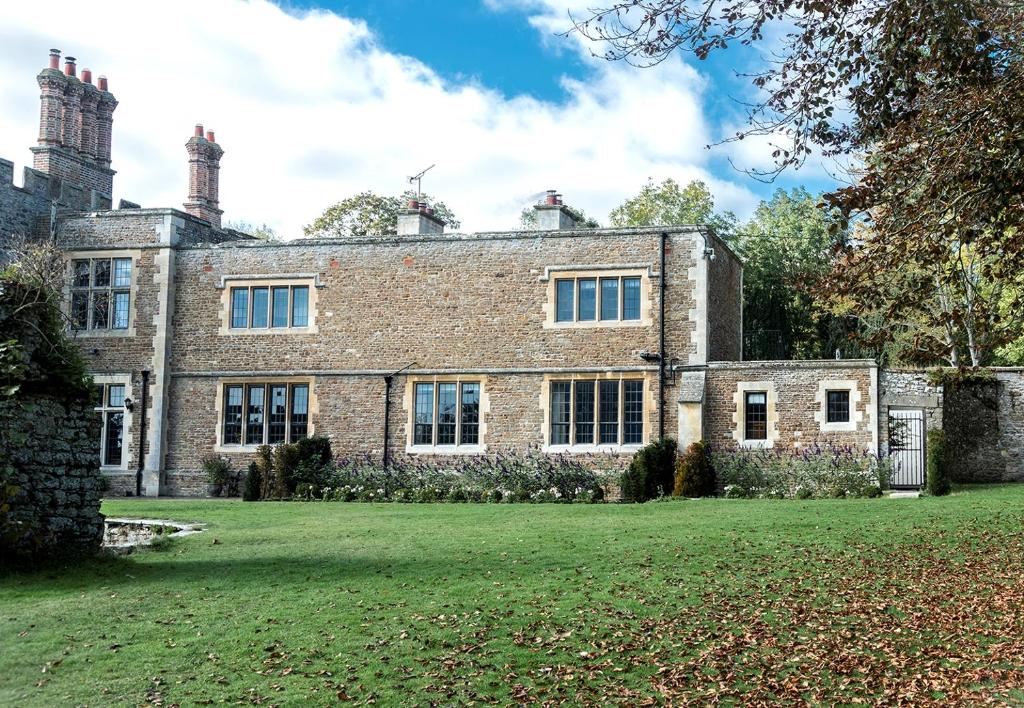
827, 390, 851, 423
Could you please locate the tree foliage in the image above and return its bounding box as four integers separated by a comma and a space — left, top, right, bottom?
574, 1, 1024, 368
737, 188, 854, 359
0, 241, 91, 402
303, 190, 460, 238
224, 220, 278, 241
608, 178, 736, 233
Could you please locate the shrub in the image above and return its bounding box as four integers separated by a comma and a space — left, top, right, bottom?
242, 462, 261, 501
273, 443, 300, 498
202, 455, 232, 497
290, 437, 334, 493
673, 441, 715, 497
926, 429, 951, 496
712, 444, 883, 499
620, 438, 677, 503
256, 445, 275, 500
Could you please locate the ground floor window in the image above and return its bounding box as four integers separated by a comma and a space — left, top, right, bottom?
95, 382, 127, 466
744, 391, 768, 440
223, 383, 309, 446
412, 381, 481, 447
827, 390, 851, 423
550, 378, 644, 446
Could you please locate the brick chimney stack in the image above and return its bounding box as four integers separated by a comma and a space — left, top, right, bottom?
533, 190, 580, 230
184, 124, 225, 228
31, 48, 117, 199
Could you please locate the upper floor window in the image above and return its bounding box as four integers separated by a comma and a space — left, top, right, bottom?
744, 391, 768, 440
71, 257, 132, 331
553, 274, 642, 324
412, 381, 482, 448
230, 285, 309, 329
222, 382, 309, 446
550, 378, 644, 447
827, 390, 851, 423
95, 381, 127, 467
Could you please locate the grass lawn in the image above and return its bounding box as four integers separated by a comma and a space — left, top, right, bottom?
3, 486, 1024, 705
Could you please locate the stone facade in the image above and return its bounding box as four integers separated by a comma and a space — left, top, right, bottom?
702, 360, 878, 452
1, 395, 105, 559
8, 47, 1024, 496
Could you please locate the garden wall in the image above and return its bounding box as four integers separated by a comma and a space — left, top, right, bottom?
881, 369, 1024, 483
1, 395, 105, 560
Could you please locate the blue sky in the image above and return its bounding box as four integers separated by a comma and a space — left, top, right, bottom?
319, 0, 838, 200
0, 0, 839, 236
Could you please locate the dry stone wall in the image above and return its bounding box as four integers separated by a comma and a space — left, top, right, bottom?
1, 395, 104, 560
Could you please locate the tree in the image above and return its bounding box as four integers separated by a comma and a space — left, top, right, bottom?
608, 178, 736, 234
737, 188, 853, 360
303, 190, 460, 238
224, 220, 278, 241
574, 1, 1024, 368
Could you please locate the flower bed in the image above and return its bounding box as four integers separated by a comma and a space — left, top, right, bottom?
300, 451, 609, 503
712, 444, 890, 499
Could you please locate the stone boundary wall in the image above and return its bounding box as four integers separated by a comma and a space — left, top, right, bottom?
878, 370, 943, 455
1, 395, 104, 560
996, 370, 1024, 481
879, 369, 1024, 482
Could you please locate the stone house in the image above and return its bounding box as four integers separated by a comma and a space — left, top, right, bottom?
3, 50, 1020, 495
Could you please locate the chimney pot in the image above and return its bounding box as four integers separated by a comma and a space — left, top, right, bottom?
81, 68, 92, 84
64, 57, 76, 77
205, 130, 216, 143
407, 199, 419, 210
544, 189, 558, 205
97, 75, 108, 91
48, 49, 61, 69
194, 124, 204, 138
425, 207, 435, 216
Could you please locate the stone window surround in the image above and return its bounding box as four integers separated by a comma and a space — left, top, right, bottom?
213, 376, 318, 453
540, 372, 652, 453
540, 264, 656, 329
403, 374, 489, 455
92, 372, 133, 473
216, 274, 322, 336
64, 249, 142, 337
732, 381, 780, 449
814, 379, 863, 432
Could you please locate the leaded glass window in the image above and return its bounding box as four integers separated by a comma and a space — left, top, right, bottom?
548, 379, 644, 447
71, 257, 132, 331
412, 380, 485, 448
221, 383, 309, 446
229, 284, 312, 329
95, 382, 127, 467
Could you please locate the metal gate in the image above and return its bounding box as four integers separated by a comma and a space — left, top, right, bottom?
888, 409, 926, 488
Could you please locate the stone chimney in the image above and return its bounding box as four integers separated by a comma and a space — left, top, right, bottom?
397, 198, 445, 236
31, 49, 117, 199
533, 190, 580, 230
184, 124, 224, 228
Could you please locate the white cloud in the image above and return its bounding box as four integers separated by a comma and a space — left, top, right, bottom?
0, 0, 762, 237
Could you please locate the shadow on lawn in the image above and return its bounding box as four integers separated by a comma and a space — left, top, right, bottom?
1, 548, 491, 592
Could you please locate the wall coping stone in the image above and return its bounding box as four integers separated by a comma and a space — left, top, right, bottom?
706, 359, 877, 370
